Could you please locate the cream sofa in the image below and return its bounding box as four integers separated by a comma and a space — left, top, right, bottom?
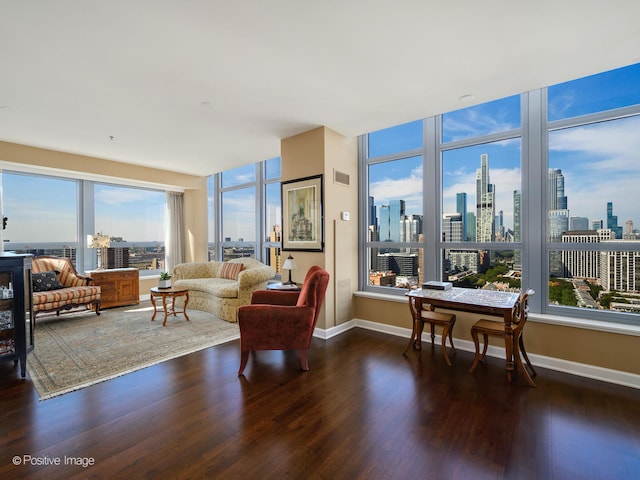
171, 258, 275, 322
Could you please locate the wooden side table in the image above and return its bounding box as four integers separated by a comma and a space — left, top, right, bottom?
150, 286, 190, 327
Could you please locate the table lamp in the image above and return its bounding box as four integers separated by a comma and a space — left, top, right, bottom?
87, 233, 111, 269
282, 254, 297, 285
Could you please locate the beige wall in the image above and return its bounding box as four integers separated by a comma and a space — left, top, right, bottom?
280, 127, 358, 330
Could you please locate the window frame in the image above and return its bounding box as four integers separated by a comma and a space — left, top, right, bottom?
359, 70, 640, 326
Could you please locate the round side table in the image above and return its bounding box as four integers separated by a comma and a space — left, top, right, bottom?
150, 286, 190, 326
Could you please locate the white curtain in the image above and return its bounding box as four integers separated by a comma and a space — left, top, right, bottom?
165, 191, 185, 271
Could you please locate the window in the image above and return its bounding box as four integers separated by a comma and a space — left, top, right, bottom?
365, 125, 423, 290
360, 62, 640, 325
3, 173, 78, 243
545, 66, 640, 321
209, 158, 282, 273
94, 183, 166, 271
3, 172, 166, 274
3, 172, 80, 263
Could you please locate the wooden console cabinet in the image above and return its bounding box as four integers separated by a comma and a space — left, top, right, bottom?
87, 268, 140, 309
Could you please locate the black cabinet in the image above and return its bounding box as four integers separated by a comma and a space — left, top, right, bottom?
0, 253, 34, 377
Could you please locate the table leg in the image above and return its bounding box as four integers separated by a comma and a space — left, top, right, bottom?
161, 295, 169, 326
182, 292, 190, 321
503, 308, 516, 382
151, 294, 158, 321
403, 296, 420, 354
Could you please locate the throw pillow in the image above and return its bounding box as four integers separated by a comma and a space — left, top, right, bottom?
220, 262, 243, 280
32, 271, 65, 292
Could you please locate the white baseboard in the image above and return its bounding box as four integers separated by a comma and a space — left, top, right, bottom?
314, 318, 640, 390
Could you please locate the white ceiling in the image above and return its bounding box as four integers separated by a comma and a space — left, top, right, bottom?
1, 1, 639, 177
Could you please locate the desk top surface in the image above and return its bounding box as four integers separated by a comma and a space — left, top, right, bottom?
407, 287, 519, 310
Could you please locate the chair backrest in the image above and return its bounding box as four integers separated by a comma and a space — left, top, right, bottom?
296, 266, 330, 329
513, 288, 535, 334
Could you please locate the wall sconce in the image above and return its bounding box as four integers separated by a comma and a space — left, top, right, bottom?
282, 254, 297, 285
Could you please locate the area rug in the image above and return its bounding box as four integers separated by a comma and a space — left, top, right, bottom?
27, 305, 239, 400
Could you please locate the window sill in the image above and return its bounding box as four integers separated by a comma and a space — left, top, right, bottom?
354, 290, 640, 337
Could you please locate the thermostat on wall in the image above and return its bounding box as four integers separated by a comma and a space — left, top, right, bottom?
341, 211, 350, 221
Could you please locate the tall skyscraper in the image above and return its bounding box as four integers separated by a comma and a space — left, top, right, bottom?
456, 192, 467, 241
548, 168, 569, 241
378, 204, 390, 241
475, 154, 495, 242
368, 196, 377, 235
549, 168, 567, 209
607, 201, 623, 238
389, 199, 405, 242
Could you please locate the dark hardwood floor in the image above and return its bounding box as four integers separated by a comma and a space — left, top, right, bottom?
1, 328, 639, 480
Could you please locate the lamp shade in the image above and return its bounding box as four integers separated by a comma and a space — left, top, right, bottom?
282, 255, 297, 271
87, 234, 110, 249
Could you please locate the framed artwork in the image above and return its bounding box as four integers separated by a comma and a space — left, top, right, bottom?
281, 174, 324, 251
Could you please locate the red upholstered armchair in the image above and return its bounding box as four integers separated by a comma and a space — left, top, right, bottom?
237, 266, 329, 375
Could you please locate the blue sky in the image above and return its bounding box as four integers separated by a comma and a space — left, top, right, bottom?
2, 174, 165, 243
368, 62, 640, 233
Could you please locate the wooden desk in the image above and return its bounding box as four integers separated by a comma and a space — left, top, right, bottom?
406, 288, 522, 381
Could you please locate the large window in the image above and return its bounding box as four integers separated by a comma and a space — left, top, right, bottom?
94, 183, 166, 270
3, 172, 167, 274
360, 62, 640, 325
208, 157, 282, 274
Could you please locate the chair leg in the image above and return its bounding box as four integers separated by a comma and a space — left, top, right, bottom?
299, 350, 309, 371
481, 333, 489, 360
238, 350, 250, 376
440, 323, 453, 367
469, 327, 481, 373
519, 334, 537, 377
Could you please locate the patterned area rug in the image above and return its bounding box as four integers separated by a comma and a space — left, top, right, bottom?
27, 305, 239, 400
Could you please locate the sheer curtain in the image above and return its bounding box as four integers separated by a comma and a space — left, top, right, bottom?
165, 191, 185, 271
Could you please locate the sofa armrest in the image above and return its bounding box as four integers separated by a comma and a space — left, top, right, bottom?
237, 265, 276, 289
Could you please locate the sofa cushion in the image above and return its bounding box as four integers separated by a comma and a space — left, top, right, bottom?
32, 285, 101, 307
220, 262, 243, 280
173, 278, 240, 299
32, 271, 64, 292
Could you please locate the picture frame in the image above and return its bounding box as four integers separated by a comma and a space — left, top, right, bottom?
281, 174, 324, 251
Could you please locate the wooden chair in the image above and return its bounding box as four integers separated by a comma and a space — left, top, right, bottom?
469, 288, 536, 386
403, 295, 456, 366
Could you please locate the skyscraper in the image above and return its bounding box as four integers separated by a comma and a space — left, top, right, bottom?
548, 168, 569, 241
456, 192, 467, 241
379, 204, 390, 241
570, 216, 590, 231
607, 201, 623, 238
389, 199, 405, 242
475, 154, 495, 242
549, 168, 567, 210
